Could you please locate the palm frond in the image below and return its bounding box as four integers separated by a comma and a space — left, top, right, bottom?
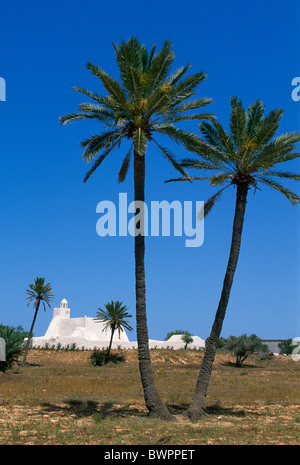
73, 87, 116, 108
171, 97, 214, 114
118, 144, 133, 183
132, 127, 148, 155
151, 138, 188, 177
210, 172, 233, 186
146, 40, 174, 93
260, 169, 300, 181
200, 185, 230, 219
253, 108, 284, 146
257, 176, 300, 205
251, 132, 300, 170
229, 96, 247, 147
166, 112, 215, 124
80, 130, 121, 161
164, 175, 208, 183
247, 100, 265, 137
181, 157, 223, 171
143, 91, 171, 119
114, 37, 149, 79
83, 139, 120, 182
168, 72, 208, 107
153, 123, 202, 151
59, 112, 96, 125
86, 62, 126, 103
167, 63, 191, 86
77, 103, 117, 121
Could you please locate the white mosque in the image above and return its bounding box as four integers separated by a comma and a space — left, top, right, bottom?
29, 298, 205, 350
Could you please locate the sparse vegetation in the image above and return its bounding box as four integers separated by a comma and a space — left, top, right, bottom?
0, 349, 299, 444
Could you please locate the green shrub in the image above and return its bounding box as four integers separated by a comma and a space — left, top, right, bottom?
225, 334, 271, 367
90, 348, 125, 366
278, 339, 298, 355
165, 329, 188, 341
91, 348, 106, 366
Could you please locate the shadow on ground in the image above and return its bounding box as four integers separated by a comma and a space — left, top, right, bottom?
167, 403, 253, 417
40, 400, 148, 419
39, 399, 255, 420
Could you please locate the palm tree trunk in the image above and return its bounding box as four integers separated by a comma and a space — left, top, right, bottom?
187, 183, 249, 420
105, 327, 115, 364
22, 301, 40, 366
134, 149, 174, 420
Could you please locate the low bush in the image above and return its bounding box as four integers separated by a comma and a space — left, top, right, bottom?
278, 339, 298, 355
0, 325, 24, 372
224, 334, 271, 366
90, 348, 126, 366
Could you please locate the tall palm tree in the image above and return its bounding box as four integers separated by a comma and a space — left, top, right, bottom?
169, 97, 300, 420
22, 277, 54, 366
94, 300, 133, 363
60, 37, 213, 419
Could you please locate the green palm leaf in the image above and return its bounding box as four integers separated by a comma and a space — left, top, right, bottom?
256, 176, 300, 205
118, 144, 133, 183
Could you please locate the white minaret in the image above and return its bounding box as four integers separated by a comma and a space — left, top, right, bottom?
52, 298, 70, 319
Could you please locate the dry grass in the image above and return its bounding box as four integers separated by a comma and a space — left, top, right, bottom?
0, 349, 299, 445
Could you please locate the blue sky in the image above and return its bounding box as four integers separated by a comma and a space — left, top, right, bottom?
0, 0, 299, 342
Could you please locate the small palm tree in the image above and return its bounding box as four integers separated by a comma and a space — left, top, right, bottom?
182, 331, 193, 349
22, 277, 54, 366
170, 97, 300, 420
60, 37, 213, 419
94, 300, 133, 363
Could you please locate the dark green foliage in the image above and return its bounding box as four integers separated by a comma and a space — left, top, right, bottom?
278, 339, 298, 355
181, 332, 193, 349
90, 348, 125, 366
165, 329, 193, 348
91, 348, 106, 366
225, 334, 271, 366
168, 97, 300, 212
216, 337, 227, 350
165, 329, 190, 340
25, 278, 54, 312
0, 325, 24, 372
0, 325, 30, 340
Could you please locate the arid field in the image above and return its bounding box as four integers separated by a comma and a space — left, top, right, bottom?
0, 349, 299, 445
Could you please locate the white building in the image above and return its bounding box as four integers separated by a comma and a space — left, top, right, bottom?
29, 298, 205, 350
30, 299, 130, 350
